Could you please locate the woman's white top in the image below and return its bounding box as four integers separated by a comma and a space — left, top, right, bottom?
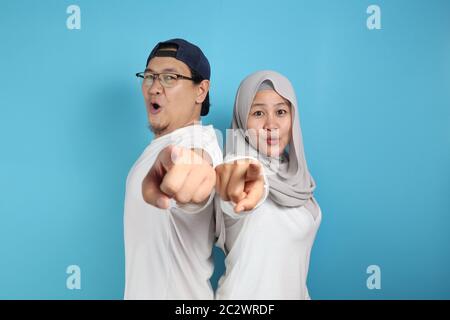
215, 157, 322, 300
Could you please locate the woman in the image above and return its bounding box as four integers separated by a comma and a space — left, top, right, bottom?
215, 70, 322, 300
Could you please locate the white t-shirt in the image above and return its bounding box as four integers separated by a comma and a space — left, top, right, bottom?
123, 124, 223, 300
215, 159, 322, 300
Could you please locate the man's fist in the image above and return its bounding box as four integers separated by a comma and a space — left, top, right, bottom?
142, 145, 216, 209
215, 159, 265, 213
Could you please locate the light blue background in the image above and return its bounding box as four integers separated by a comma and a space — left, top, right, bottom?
0, 0, 449, 299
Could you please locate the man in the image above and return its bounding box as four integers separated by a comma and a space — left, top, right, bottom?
124, 38, 223, 299
124, 38, 265, 300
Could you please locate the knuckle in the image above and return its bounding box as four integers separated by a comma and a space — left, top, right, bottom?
174, 192, 191, 204
215, 164, 223, 174
224, 164, 233, 173
229, 193, 242, 203
161, 179, 179, 195
228, 185, 240, 197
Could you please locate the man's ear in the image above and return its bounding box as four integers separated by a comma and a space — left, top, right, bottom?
195, 79, 210, 104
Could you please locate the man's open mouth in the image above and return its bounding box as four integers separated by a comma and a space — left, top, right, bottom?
149, 103, 162, 114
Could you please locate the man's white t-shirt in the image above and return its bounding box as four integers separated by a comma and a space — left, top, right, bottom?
123, 124, 222, 300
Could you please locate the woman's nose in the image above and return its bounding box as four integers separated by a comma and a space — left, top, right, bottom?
263, 114, 279, 130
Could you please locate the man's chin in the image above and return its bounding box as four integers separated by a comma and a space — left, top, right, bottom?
148, 123, 169, 136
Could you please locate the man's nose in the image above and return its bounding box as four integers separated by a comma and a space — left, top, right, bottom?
147, 77, 163, 95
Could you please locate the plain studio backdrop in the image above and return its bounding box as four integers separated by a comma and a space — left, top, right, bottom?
0, 0, 449, 299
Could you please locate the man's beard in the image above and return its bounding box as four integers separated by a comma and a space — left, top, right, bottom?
148, 122, 169, 136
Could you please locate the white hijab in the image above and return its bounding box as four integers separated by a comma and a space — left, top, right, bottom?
226, 70, 319, 216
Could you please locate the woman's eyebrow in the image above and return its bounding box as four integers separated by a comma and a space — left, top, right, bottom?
251, 102, 288, 108
251, 103, 267, 107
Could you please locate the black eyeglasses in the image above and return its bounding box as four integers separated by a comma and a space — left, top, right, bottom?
135, 72, 194, 88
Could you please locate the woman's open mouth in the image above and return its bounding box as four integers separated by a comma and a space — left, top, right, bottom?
266, 138, 279, 146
